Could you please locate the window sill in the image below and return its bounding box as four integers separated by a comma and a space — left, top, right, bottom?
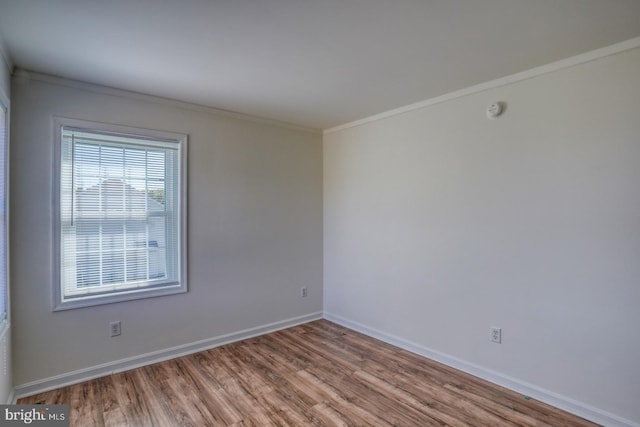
53, 283, 187, 311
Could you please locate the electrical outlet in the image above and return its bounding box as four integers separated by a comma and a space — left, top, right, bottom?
300, 287, 308, 298
490, 326, 501, 343
110, 321, 121, 337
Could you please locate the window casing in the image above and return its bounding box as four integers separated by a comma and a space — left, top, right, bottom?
54, 118, 187, 310
0, 95, 8, 329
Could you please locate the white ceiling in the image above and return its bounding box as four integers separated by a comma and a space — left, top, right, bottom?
1, 1, 639, 130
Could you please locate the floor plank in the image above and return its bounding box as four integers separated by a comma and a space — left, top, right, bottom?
18, 320, 598, 426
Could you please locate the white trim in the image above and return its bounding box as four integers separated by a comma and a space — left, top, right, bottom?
324, 36, 640, 135
15, 69, 321, 135
51, 117, 188, 311
323, 312, 640, 427
14, 312, 323, 399
0, 91, 8, 329
0, 321, 10, 404
0, 90, 11, 408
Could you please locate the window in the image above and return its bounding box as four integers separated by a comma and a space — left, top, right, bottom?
0, 95, 8, 327
54, 118, 187, 310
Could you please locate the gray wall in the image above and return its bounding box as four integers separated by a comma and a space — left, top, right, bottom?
10, 73, 323, 386
324, 47, 640, 424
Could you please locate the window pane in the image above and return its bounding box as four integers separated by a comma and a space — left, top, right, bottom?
148, 216, 167, 279
75, 219, 99, 287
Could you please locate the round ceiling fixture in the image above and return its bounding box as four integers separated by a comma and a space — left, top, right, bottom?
486, 102, 504, 119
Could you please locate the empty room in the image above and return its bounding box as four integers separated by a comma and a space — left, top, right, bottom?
0, 1, 639, 426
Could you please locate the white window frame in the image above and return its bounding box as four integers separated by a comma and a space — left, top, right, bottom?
0, 90, 9, 333
53, 117, 188, 311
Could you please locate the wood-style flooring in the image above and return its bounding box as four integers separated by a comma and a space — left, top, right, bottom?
18, 320, 598, 426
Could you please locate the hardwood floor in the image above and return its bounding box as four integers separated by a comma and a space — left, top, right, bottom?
18, 320, 598, 426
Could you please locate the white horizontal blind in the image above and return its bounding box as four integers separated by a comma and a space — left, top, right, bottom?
0, 103, 7, 322
60, 126, 182, 303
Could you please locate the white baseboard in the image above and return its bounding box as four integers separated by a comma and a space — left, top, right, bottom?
14, 312, 323, 399
323, 311, 639, 427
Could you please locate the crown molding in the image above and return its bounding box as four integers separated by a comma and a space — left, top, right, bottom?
0, 36, 13, 73
324, 36, 640, 135
15, 69, 321, 135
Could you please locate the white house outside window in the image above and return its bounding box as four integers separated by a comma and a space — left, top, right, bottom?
54, 118, 187, 310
